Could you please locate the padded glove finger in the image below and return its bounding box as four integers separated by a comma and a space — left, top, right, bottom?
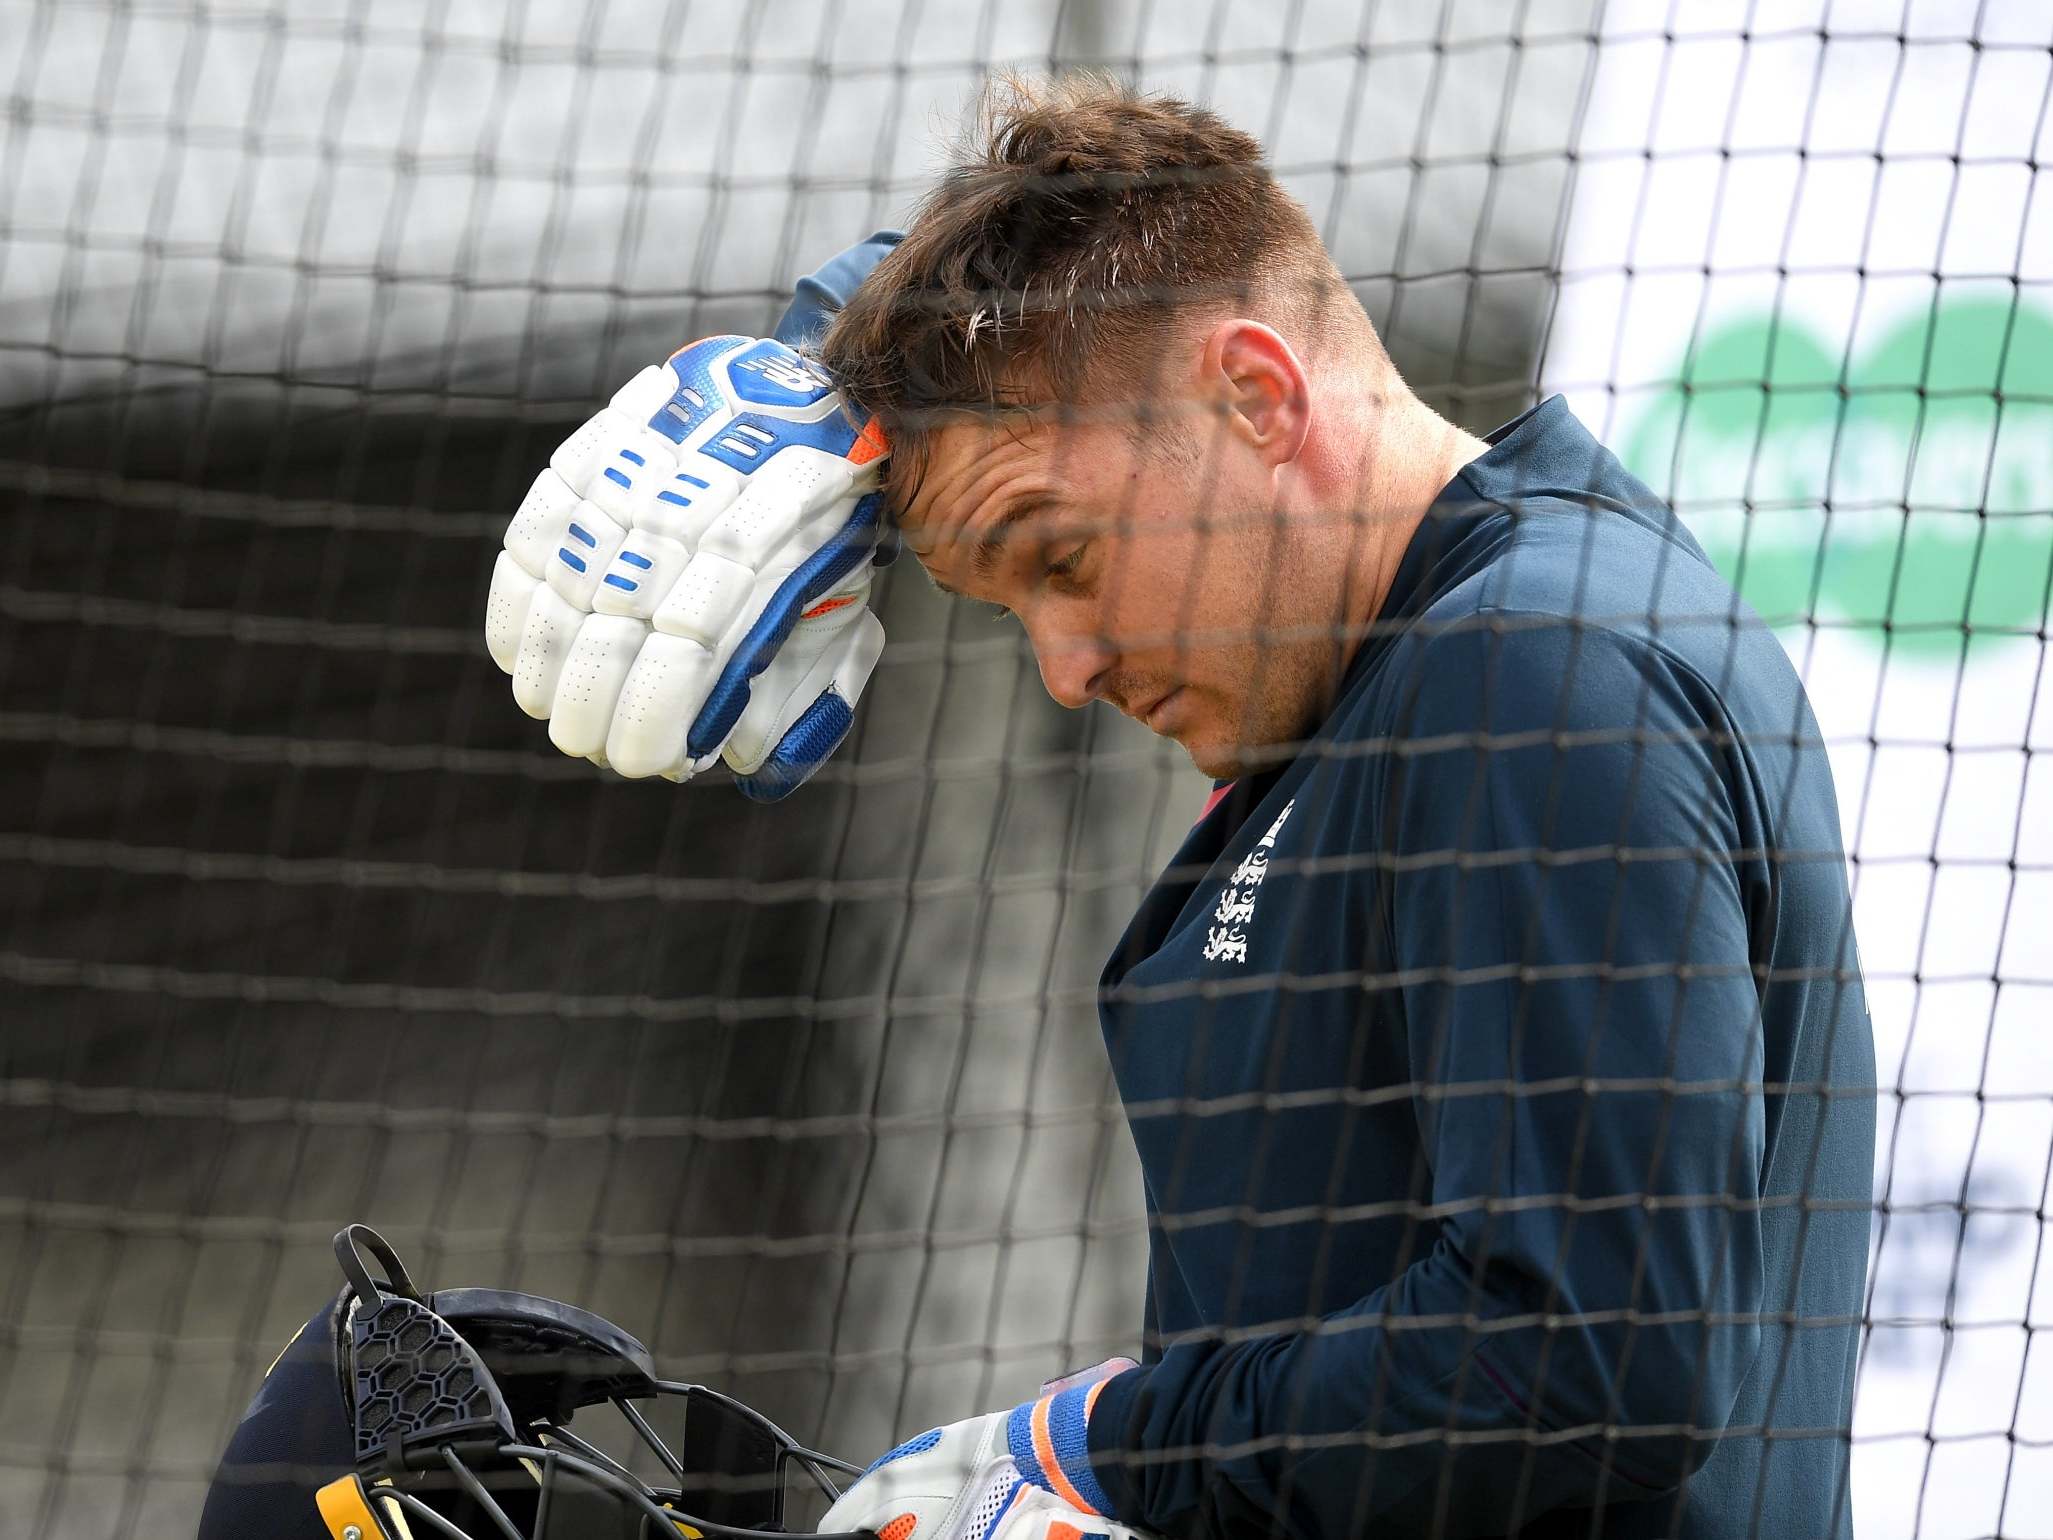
605, 632, 725, 780
485, 551, 540, 674
502, 467, 585, 579
543, 503, 630, 611
548, 613, 649, 759
512, 584, 586, 720
488, 466, 585, 676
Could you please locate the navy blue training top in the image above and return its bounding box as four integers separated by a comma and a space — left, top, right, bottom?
783, 241, 1876, 1540
1080, 399, 1876, 1540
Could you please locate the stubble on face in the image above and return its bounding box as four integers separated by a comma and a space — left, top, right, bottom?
1165, 505, 1344, 780
900, 414, 1346, 780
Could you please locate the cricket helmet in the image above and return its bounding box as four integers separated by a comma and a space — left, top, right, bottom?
199, 1223, 868, 1540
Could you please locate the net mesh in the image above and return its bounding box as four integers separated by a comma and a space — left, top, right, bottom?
0, 2, 2046, 1539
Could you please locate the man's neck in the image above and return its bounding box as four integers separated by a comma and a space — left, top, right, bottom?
1331, 396, 1491, 663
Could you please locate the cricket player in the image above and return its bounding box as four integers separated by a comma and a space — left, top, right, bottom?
487, 76, 1876, 1540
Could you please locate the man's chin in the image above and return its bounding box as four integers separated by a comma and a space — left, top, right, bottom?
1181, 732, 1304, 782
1149, 688, 1318, 780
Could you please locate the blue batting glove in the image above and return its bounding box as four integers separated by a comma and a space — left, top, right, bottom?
486, 336, 891, 800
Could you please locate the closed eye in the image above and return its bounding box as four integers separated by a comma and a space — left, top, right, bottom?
977, 544, 1088, 623
1044, 542, 1093, 594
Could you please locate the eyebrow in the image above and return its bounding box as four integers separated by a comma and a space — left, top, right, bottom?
969, 495, 1058, 582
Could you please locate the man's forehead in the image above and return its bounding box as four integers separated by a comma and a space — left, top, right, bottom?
899, 417, 1060, 557
903, 404, 1161, 531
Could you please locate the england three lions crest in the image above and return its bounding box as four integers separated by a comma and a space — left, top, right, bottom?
1203, 799, 1295, 966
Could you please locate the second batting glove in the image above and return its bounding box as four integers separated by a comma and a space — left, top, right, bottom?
820, 1374, 1145, 1540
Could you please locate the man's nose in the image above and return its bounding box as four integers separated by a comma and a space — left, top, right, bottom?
1029, 615, 1115, 710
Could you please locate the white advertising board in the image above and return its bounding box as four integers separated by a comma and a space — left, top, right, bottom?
1543, 3, 2053, 1533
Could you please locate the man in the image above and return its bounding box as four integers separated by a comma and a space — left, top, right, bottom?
488, 76, 1874, 1540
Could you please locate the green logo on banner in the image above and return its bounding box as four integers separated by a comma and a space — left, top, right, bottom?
1620, 295, 2053, 653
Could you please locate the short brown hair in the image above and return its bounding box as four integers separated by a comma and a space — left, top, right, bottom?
819, 73, 1347, 509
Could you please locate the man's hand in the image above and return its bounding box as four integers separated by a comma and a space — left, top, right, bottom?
485, 335, 890, 799
821, 1379, 1145, 1540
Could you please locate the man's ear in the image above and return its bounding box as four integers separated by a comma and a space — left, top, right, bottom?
1200, 319, 1311, 468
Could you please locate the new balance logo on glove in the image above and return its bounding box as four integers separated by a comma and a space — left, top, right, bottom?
733, 350, 835, 397
484, 335, 891, 800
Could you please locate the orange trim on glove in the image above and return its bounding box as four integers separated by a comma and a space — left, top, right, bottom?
1029, 1396, 1097, 1515
847, 417, 890, 466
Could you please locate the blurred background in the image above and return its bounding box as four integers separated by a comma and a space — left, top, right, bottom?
0, 1, 2044, 1538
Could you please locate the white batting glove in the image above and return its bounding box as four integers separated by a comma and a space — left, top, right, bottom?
821, 1377, 1150, 1540
486, 336, 891, 798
